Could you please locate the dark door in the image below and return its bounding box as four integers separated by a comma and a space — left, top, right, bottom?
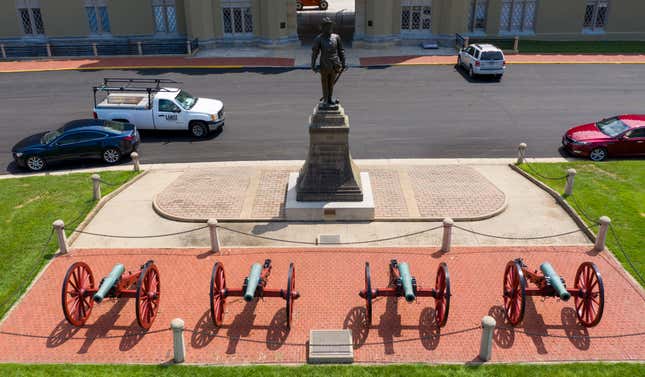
54, 131, 107, 161
620, 127, 645, 156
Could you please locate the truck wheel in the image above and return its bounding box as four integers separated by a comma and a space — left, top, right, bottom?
190, 122, 208, 138
102, 148, 121, 164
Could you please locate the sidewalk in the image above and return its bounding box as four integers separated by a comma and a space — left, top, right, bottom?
3, 46, 645, 73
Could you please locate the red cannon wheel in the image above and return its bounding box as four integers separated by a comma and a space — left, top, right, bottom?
210, 261, 226, 327
434, 263, 451, 327
574, 262, 604, 327
503, 260, 526, 326
135, 261, 160, 329
364, 262, 373, 327
285, 263, 296, 329
61, 262, 95, 327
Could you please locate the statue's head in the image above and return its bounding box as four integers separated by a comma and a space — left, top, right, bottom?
321, 17, 333, 35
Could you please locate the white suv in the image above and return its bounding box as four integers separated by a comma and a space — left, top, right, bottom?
457, 44, 506, 80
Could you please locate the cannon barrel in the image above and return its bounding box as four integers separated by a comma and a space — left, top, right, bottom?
398, 262, 416, 302
540, 262, 571, 301
244, 263, 263, 302
93, 264, 125, 303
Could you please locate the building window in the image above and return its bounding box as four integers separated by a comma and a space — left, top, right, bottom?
499, 0, 536, 33
583, 1, 608, 31
401, 0, 432, 33
468, 0, 488, 33
85, 0, 110, 34
222, 0, 253, 36
16, 0, 45, 36
152, 0, 177, 33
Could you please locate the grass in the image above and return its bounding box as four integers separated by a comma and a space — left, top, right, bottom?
0, 171, 139, 318
0, 363, 642, 377
519, 160, 644, 285
518, 40, 645, 54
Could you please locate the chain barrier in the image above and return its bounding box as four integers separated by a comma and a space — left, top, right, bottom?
521, 159, 569, 181
452, 224, 596, 240
494, 325, 645, 340
69, 225, 209, 239
97, 178, 124, 187
0, 327, 171, 340
567, 194, 600, 225
608, 224, 645, 285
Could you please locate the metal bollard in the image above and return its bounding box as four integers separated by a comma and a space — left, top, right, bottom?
46, 43, 52, 57
517, 143, 527, 164
170, 318, 185, 363
186, 40, 192, 55
441, 218, 454, 253
137, 41, 143, 55
594, 216, 611, 252
479, 315, 496, 361
564, 168, 577, 197
0, 44, 6, 59
52, 219, 68, 254
513, 36, 519, 51
130, 151, 140, 172
208, 219, 221, 253
91, 174, 101, 201
92, 42, 98, 56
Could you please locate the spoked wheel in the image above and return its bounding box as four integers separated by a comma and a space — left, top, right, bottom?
319, 0, 329, 10
296, 1, 303, 11
61, 262, 95, 327
503, 260, 526, 326
285, 263, 296, 329
135, 261, 160, 329
363, 262, 373, 327
434, 263, 451, 327
574, 262, 604, 327
210, 262, 227, 327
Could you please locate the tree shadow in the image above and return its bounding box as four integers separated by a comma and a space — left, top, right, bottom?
190, 309, 220, 349
342, 306, 369, 349
266, 307, 290, 350
561, 307, 590, 350
251, 222, 288, 234
489, 305, 514, 349
418, 307, 440, 350
77, 298, 127, 354
46, 320, 82, 348
225, 299, 259, 354
119, 319, 147, 351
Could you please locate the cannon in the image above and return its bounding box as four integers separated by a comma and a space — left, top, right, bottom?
210, 259, 299, 329
503, 258, 604, 327
61, 260, 160, 329
359, 260, 451, 327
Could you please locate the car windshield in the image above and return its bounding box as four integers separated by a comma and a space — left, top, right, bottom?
175, 90, 198, 110
596, 117, 630, 137
40, 130, 62, 144
481, 51, 503, 60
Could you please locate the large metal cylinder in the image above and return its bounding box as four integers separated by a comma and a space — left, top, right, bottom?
540, 262, 571, 301
398, 262, 416, 302
93, 264, 125, 303
244, 263, 263, 302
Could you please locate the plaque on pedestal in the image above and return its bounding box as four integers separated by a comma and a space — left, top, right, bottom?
296, 104, 363, 202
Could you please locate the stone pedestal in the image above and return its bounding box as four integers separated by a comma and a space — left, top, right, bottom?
296, 104, 364, 201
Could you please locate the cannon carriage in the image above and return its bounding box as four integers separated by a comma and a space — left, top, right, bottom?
359, 260, 451, 327
61, 260, 160, 329
210, 259, 299, 329
503, 258, 604, 327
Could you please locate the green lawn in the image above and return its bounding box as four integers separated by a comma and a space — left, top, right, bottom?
519, 160, 644, 285
0, 171, 138, 318
0, 363, 642, 377
518, 40, 645, 54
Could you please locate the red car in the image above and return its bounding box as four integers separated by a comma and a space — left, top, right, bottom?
562, 114, 645, 161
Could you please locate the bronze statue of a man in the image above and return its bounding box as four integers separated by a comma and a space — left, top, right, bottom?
311, 17, 346, 108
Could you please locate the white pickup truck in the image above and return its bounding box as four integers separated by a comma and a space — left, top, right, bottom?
92, 78, 224, 138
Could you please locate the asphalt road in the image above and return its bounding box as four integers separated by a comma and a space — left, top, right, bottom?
1, 64, 644, 173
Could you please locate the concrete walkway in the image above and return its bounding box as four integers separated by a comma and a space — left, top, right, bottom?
72, 159, 590, 249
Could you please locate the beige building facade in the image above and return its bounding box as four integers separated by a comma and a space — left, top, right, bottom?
1, 0, 644, 50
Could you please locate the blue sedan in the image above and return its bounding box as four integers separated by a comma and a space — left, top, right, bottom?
12, 119, 140, 171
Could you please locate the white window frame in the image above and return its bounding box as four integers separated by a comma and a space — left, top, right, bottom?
152, 0, 178, 34
468, 0, 488, 33
400, 0, 433, 36
499, 0, 537, 34
221, 0, 254, 37
583, 0, 609, 33
15, 0, 45, 36
84, 0, 110, 35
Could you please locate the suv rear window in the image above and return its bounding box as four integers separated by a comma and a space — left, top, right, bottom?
481, 51, 504, 60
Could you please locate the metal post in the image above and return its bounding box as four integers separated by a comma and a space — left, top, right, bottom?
186, 40, 192, 55
91, 174, 101, 201
130, 152, 140, 172
52, 219, 68, 254
517, 143, 527, 164
208, 219, 221, 253
137, 41, 143, 56
441, 218, 454, 253
513, 36, 519, 51
464, 36, 470, 48
92, 42, 98, 57
170, 318, 185, 363
564, 168, 577, 197
479, 315, 496, 361
0, 44, 6, 59
594, 216, 611, 252
46, 43, 52, 57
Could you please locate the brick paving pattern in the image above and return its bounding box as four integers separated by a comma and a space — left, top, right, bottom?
252, 170, 290, 219
365, 169, 408, 218
410, 166, 505, 218
0, 246, 643, 364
